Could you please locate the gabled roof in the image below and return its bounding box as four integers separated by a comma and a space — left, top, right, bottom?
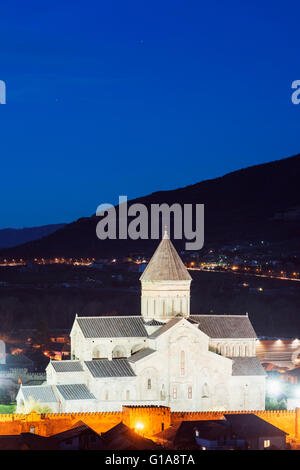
50, 360, 83, 373
190, 315, 257, 338
76, 316, 148, 338
56, 384, 96, 401
148, 317, 184, 339
231, 357, 266, 376
84, 359, 136, 378
21, 385, 58, 403
224, 414, 287, 437
101, 422, 158, 450
128, 348, 156, 363
51, 421, 99, 441
175, 420, 230, 444
140, 231, 192, 281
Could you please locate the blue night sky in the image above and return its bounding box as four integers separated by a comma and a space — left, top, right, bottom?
0, 0, 300, 228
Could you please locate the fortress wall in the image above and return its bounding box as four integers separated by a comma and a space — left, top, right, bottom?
0, 407, 299, 439
0, 411, 122, 437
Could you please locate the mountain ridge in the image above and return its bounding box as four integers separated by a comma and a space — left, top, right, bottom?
1, 153, 300, 258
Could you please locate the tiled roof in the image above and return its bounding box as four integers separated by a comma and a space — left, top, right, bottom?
50, 361, 83, 373
190, 315, 257, 338
52, 421, 99, 440
231, 357, 266, 376
56, 384, 96, 401
149, 317, 183, 338
140, 233, 192, 281
76, 316, 148, 338
21, 385, 58, 403
84, 359, 136, 378
128, 348, 156, 363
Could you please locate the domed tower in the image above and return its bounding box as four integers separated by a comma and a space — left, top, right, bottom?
140, 229, 192, 321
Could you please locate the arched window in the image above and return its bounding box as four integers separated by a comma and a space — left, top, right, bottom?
201, 383, 209, 398
160, 385, 165, 400
147, 378, 151, 390
126, 390, 130, 400
180, 350, 185, 376
188, 386, 192, 399
112, 345, 126, 359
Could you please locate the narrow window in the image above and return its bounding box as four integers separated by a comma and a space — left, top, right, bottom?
264, 440, 270, 448
180, 350, 185, 376
147, 378, 151, 390
188, 386, 192, 399
173, 386, 177, 399
105, 391, 109, 400
126, 390, 130, 400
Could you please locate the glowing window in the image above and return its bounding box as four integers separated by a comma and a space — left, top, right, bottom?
264, 440, 270, 448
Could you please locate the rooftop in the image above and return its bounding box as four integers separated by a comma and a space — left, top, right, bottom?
231, 357, 266, 376
21, 385, 57, 403
190, 314, 257, 339
76, 316, 148, 338
84, 359, 136, 378
50, 360, 83, 373
140, 230, 192, 281
56, 384, 96, 401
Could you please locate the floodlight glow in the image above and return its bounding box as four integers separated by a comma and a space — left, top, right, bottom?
135, 422, 144, 430
267, 380, 281, 396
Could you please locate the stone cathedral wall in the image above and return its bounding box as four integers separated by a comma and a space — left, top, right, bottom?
0, 407, 299, 440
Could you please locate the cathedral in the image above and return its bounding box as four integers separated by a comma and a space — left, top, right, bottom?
17, 231, 266, 413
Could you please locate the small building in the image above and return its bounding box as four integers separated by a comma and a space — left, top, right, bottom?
174, 414, 287, 450
174, 419, 246, 450
224, 414, 287, 450
51, 421, 102, 450
100, 422, 159, 450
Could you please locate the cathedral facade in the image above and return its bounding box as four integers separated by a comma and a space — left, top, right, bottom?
17, 232, 266, 413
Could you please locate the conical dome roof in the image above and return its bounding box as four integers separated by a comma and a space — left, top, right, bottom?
140, 230, 192, 281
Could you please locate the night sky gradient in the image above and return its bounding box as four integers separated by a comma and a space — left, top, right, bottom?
0, 0, 300, 228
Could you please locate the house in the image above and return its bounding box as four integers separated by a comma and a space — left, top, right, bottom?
100, 422, 159, 450
224, 414, 287, 450
174, 414, 287, 450
174, 419, 246, 450
50, 421, 103, 450
0, 433, 56, 450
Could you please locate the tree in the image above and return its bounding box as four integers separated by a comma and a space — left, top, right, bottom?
18, 396, 52, 414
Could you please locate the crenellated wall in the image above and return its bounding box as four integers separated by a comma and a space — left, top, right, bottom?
0, 407, 299, 440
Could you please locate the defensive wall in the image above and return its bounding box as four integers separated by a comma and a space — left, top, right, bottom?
0, 406, 299, 440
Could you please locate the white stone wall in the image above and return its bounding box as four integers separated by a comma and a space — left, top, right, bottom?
209, 338, 257, 357
141, 280, 191, 320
